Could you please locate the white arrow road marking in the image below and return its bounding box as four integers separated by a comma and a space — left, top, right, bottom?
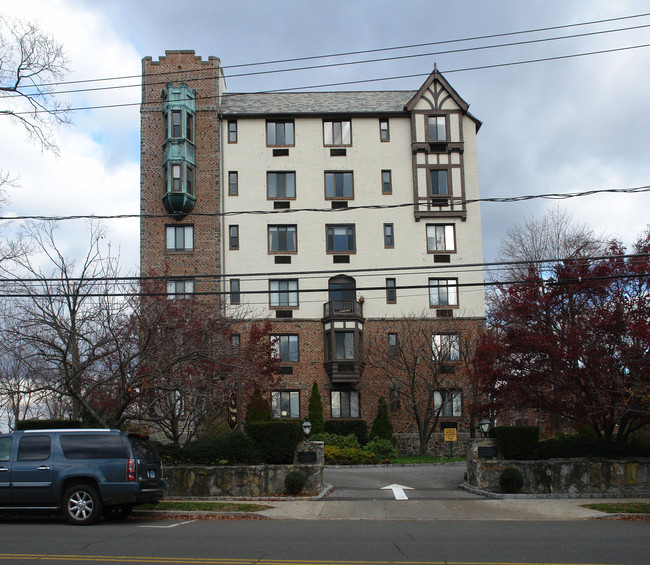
381, 483, 414, 500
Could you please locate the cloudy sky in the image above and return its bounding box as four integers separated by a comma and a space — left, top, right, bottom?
2, 0, 649, 274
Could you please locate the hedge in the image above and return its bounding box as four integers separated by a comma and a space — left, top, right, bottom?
245, 420, 304, 463
494, 426, 539, 459
324, 420, 368, 445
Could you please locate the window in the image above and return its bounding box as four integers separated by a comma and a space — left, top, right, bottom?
167, 279, 194, 298
228, 120, 237, 143
324, 120, 351, 146
379, 118, 389, 141
428, 116, 447, 141
231, 333, 240, 350
388, 333, 398, 357
268, 225, 297, 253
326, 225, 356, 253
166, 225, 194, 251
381, 170, 392, 194
433, 333, 461, 362
229, 225, 239, 250
429, 278, 458, 307
427, 225, 456, 252
386, 278, 396, 304
60, 435, 128, 459
383, 224, 394, 248
325, 172, 353, 199
18, 435, 51, 461
171, 110, 182, 138
272, 334, 299, 362
171, 164, 181, 191
334, 332, 355, 360
389, 387, 400, 411
230, 279, 240, 304
267, 172, 296, 199
228, 172, 238, 196
272, 390, 300, 418
429, 169, 449, 200
331, 390, 359, 418
269, 279, 298, 308
186, 114, 194, 142
267, 120, 294, 146
0, 437, 11, 461
186, 165, 194, 194
434, 390, 462, 417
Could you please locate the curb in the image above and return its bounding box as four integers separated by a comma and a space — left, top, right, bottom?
460, 483, 650, 499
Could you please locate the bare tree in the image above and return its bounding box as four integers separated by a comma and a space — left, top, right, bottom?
496, 206, 606, 279
365, 316, 477, 455
0, 16, 70, 154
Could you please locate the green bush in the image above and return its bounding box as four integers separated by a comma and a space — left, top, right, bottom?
494, 426, 539, 459
245, 420, 303, 464
155, 442, 187, 464
536, 436, 650, 459
324, 420, 368, 445
324, 445, 377, 465
364, 437, 397, 459
307, 382, 325, 435
311, 432, 360, 449
370, 397, 394, 442
500, 467, 524, 493
16, 419, 82, 430
284, 470, 307, 495
183, 432, 263, 465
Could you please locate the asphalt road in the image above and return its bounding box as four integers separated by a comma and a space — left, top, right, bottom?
0, 516, 647, 565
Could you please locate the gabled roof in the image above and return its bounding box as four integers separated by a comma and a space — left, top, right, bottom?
405, 66, 482, 130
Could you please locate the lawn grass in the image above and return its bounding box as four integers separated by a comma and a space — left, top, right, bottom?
584, 502, 650, 514
140, 501, 271, 512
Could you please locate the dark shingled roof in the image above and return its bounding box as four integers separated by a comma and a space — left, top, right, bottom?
221, 91, 416, 116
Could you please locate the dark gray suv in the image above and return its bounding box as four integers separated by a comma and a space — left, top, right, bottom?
0, 429, 165, 525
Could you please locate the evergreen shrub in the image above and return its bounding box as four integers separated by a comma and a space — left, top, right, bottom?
307, 382, 325, 435
370, 397, 394, 442
245, 420, 303, 464
500, 467, 524, 493
494, 426, 539, 459
310, 433, 360, 449
324, 445, 377, 465
183, 432, 263, 465
324, 420, 368, 445
284, 470, 307, 495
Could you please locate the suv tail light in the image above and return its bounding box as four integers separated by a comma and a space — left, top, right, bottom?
126, 458, 136, 482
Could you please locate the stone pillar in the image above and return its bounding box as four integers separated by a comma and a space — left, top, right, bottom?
294, 441, 324, 465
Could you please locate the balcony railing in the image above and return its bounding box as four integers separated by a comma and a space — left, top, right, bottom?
323, 300, 363, 319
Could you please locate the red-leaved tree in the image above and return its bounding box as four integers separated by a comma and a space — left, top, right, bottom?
473, 227, 650, 443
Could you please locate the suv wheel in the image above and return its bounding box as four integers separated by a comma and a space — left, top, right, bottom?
62, 483, 103, 525
104, 505, 133, 520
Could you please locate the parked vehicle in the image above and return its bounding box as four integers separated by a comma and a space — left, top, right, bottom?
0, 429, 165, 525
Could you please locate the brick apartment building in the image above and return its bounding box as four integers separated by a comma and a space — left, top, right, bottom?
140, 51, 486, 451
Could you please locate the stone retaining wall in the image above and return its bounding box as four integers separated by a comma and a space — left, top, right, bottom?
163, 441, 324, 498
466, 439, 650, 496
396, 432, 470, 458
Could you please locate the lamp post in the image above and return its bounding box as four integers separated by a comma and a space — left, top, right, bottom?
479, 418, 491, 438
302, 418, 312, 440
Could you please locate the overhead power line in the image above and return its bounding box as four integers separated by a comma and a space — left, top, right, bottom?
11, 21, 650, 99
6, 39, 650, 116
14, 12, 650, 91
1, 185, 648, 223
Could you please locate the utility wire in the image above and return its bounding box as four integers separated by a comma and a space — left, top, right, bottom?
1, 185, 648, 223
14, 12, 650, 90
7, 40, 650, 116
12, 21, 650, 98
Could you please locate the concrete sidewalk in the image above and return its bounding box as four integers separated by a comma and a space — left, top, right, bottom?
254, 497, 638, 521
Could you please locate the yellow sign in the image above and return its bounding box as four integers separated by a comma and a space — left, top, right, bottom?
444, 427, 457, 442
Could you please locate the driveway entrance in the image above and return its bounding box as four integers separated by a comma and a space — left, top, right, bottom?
323, 462, 476, 500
